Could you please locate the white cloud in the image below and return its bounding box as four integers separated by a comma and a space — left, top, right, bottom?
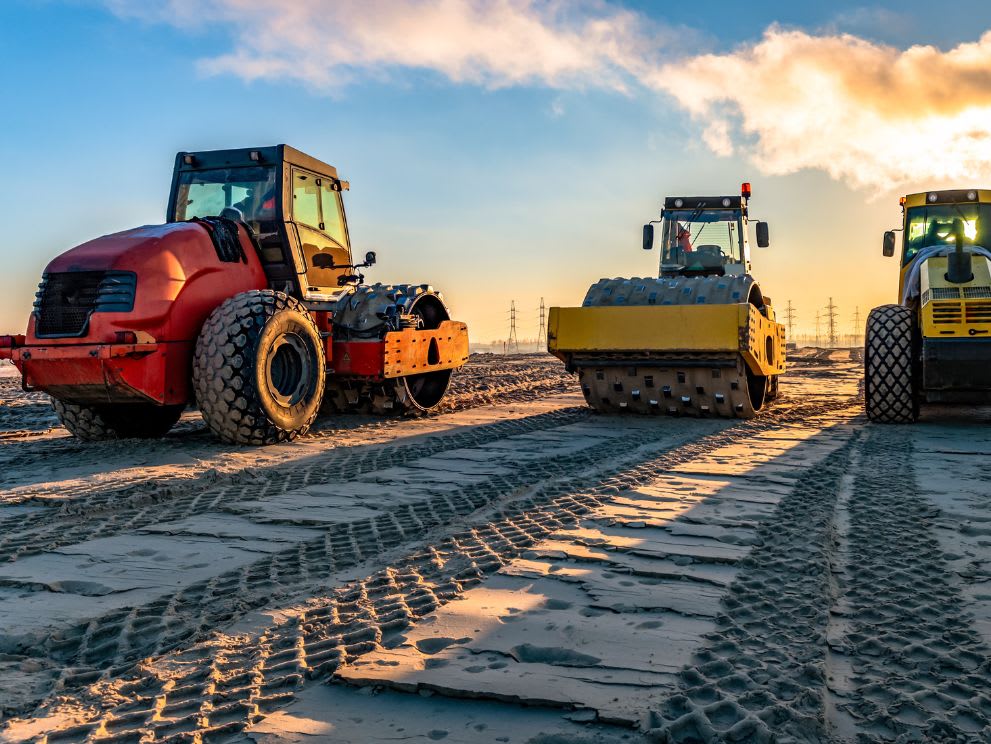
108, 0, 664, 91
106, 2, 991, 192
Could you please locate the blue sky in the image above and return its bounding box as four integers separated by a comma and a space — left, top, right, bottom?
5, 1, 991, 342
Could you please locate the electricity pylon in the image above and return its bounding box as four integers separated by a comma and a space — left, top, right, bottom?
536, 297, 546, 351
508, 301, 519, 353
784, 300, 796, 341
825, 297, 838, 348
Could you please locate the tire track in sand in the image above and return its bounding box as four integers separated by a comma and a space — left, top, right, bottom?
644, 439, 858, 743
0, 407, 590, 561
831, 427, 991, 742
2, 407, 713, 716
4, 395, 856, 743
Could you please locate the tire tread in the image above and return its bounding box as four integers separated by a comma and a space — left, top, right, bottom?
865, 304, 918, 423
192, 290, 323, 444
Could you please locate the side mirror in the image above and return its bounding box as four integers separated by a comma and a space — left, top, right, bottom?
755, 221, 770, 248
364, 250, 377, 266
642, 224, 654, 251
882, 231, 896, 257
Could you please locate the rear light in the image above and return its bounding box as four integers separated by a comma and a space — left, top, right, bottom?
0, 334, 24, 360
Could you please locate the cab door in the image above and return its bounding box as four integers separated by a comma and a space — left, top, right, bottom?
290, 168, 353, 301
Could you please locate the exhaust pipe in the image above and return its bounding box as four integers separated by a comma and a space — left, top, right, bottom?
946, 222, 974, 284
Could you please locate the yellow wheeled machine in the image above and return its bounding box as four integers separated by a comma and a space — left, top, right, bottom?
548, 184, 785, 418
866, 189, 991, 422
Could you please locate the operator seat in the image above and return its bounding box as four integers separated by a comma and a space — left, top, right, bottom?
695, 245, 725, 269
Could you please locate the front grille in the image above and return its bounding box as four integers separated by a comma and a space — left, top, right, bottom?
34, 271, 136, 337
930, 300, 963, 324
964, 286, 991, 299
965, 300, 991, 323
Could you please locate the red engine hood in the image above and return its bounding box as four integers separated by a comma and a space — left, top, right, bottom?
29, 219, 268, 346
46, 223, 208, 273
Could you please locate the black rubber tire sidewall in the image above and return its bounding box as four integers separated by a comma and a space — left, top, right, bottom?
254, 309, 324, 430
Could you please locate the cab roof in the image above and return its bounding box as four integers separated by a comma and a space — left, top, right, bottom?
903, 189, 991, 208
174, 145, 339, 180
662, 195, 746, 213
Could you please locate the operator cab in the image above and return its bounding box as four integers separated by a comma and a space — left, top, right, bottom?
643, 184, 769, 278
168, 145, 372, 303
891, 189, 991, 266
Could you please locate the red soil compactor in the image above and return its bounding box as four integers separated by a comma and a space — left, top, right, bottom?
0, 145, 469, 444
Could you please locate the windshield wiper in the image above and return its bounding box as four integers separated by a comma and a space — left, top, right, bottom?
686, 204, 708, 243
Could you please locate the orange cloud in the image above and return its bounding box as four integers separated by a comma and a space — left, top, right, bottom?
649, 28, 991, 191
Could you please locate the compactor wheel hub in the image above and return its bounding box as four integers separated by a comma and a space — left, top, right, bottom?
266, 332, 315, 407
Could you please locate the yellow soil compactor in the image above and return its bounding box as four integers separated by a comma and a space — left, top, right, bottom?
866, 189, 991, 422
548, 184, 785, 418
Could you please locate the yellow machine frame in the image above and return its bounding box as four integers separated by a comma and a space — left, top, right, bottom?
549, 303, 785, 378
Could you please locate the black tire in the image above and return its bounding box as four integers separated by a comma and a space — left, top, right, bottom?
52, 399, 184, 441
193, 290, 325, 444
865, 304, 918, 423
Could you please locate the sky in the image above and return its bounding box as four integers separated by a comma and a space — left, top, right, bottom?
5, 1, 991, 343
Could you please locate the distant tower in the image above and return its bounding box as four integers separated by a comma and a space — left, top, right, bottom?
851, 306, 861, 346
537, 297, 546, 351
815, 310, 822, 347
825, 297, 838, 348
784, 300, 796, 341
508, 301, 519, 353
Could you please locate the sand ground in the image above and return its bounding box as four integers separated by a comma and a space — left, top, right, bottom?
0, 352, 989, 743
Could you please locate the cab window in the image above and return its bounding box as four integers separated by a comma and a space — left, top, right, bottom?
320, 181, 348, 247
292, 171, 321, 230
660, 209, 744, 271
903, 203, 991, 264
